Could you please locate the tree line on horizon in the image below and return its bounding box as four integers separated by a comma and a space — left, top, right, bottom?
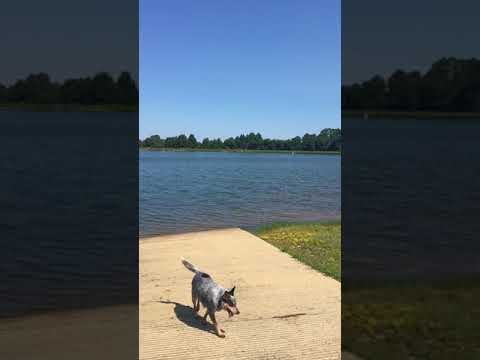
0, 72, 138, 105
342, 57, 480, 112
140, 129, 341, 151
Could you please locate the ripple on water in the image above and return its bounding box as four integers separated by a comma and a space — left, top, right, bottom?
140, 151, 340, 236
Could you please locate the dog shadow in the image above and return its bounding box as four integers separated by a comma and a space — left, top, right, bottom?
158, 300, 217, 335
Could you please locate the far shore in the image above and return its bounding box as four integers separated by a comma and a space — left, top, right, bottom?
0, 103, 138, 112
140, 147, 341, 155
343, 109, 480, 119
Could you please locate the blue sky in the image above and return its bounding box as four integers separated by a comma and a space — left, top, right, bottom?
140, 0, 340, 140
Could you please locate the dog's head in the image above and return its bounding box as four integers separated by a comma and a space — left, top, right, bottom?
221, 286, 240, 317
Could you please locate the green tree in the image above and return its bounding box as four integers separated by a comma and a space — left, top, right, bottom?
245, 132, 262, 149
142, 135, 164, 148
0, 84, 7, 102
61, 77, 94, 104
116, 71, 138, 105
164, 136, 178, 148
224, 137, 236, 149
92, 72, 116, 104
176, 134, 188, 148
187, 134, 198, 148
388, 70, 421, 110
140, 129, 341, 152
362, 75, 387, 109
290, 136, 302, 150
302, 133, 317, 151
210, 138, 224, 149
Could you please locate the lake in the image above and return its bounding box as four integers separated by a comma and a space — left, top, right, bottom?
342, 117, 480, 281
140, 151, 340, 236
0, 111, 138, 317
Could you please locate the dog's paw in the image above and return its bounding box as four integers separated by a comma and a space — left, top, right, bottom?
220, 328, 226, 333
217, 333, 226, 338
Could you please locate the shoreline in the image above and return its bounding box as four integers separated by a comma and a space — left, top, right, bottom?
0, 103, 138, 112
139, 226, 242, 241
140, 147, 341, 155
139, 218, 342, 241
342, 110, 480, 119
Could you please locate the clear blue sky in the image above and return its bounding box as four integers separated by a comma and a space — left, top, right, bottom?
140, 0, 340, 140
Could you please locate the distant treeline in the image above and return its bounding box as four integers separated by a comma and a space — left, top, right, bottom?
140, 129, 341, 151
0, 72, 138, 105
342, 57, 480, 112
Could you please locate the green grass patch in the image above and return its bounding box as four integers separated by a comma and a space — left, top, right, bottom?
343, 279, 480, 359
255, 221, 340, 280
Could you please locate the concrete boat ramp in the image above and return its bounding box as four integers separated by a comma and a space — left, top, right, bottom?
140, 228, 340, 360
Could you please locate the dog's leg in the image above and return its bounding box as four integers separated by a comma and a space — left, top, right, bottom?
201, 310, 209, 324
209, 312, 225, 337
192, 295, 200, 314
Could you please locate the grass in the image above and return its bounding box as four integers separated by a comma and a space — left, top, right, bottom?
255, 221, 480, 358
140, 147, 340, 155
255, 221, 340, 281
343, 279, 480, 360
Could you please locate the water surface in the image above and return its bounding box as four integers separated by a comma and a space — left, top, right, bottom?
342, 117, 480, 281
140, 151, 340, 236
1, 111, 138, 317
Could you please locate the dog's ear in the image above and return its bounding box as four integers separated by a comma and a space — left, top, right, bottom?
229, 286, 236, 295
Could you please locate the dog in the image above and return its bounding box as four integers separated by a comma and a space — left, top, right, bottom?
181, 258, 240, 337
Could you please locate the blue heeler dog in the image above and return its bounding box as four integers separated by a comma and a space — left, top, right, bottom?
181, 258, 240, 337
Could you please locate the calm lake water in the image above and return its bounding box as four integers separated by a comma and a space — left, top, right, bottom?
140, 151, 340, 236
1, 111, 138, 317
343, 117, 480, 281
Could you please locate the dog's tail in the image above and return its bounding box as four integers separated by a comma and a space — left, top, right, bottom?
181, 257, 199, 273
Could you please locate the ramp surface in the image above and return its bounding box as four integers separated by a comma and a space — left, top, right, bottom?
140, 228, 340, 360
